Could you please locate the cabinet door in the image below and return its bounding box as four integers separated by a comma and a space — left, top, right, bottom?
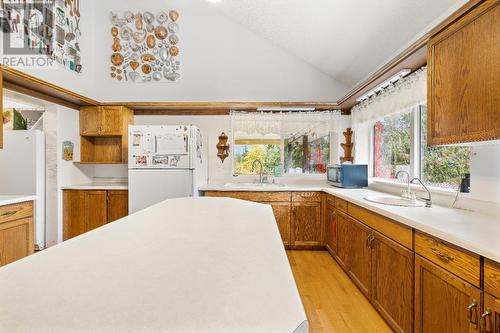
372, 231, 414, 333
427, 1, 500, 144
64, 190, 107, 240
80, 107, 102, 135
268, 202, 291, 246
101, 107, 124, 135
346, 216, 372, 298
84, 191, 107, 231
0, 217, 33, 266
415, 255, 481, 333
325, 205, 337, 254
482, 293, 500, 333
335, 211, 350, 270
107, 190, 129, 223
291, 202, 321, 246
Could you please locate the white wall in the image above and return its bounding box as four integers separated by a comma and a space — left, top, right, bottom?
4, 0, 345, 102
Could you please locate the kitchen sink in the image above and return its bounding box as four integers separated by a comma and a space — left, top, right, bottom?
223, 182, 287, 188
364, 195, 426, 207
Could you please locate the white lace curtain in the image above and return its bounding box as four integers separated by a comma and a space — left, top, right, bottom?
231, 110, 349, 137
351, 67, 427, 124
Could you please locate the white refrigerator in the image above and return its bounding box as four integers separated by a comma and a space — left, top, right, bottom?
0, 130, 45, 249
128, 125, 207, 214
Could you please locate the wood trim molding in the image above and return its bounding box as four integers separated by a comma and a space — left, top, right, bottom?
0, 65, 99, 108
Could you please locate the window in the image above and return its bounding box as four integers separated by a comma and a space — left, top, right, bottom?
233, 133, 330, 176
373, 112, 411, 179
372, 105, 471, 188
234, 139, 281, 175
420, 105, 471, 188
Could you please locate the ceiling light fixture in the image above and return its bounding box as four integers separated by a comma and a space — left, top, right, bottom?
206, 0, 223, 3
356, 68, 411, 102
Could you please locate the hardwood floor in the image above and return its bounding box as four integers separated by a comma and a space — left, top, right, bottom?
287, 250, 392, 333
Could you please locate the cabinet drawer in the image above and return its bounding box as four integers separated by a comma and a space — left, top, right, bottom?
348, 203, 413, 249
292, 192, 322, 202
326, 195, 335, 208
485, 259, 500, 299
334, 198, 348, 213
415, 231, 480, 287
203, 191, 291, 202
0, 202, 33, 224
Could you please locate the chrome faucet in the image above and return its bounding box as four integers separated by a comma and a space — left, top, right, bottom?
252, 159, 265, 183
396, 170, 413, 200
411, 178, 432, 207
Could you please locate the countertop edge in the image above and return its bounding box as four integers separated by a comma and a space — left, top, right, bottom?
0, 196, 37, 206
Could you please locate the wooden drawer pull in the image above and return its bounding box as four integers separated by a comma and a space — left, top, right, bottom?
430, 247, 454, 263
467, 300, 478, 325
300, 193, 314, 197
0, 211, 17, 217
480, 309, 492, 333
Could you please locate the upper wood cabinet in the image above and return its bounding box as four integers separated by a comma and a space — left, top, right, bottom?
79, 106, 133, 164
415, 255, 482, 333
427, 0, 500, 145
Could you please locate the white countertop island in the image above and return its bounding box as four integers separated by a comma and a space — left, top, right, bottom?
0, 197, 307, 333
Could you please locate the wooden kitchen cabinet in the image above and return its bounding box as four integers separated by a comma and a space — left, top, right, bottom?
335, 210, 350, 270
79, 106, 133, 164
415, 255, 482, 333
371, 230, 414, 333
427, 0, 500, 145
482, 293, 500, 333
345, 215, 372, 298
63, 190, 128, 240
291, 201, 322, 246
324, 203, 337, 254
267, 202, 291, 246
0, 201, 34, 267
107, 190, 129, 223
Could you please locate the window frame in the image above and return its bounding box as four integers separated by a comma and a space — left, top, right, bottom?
231, 131, 334, 178
370, 104, 470, 189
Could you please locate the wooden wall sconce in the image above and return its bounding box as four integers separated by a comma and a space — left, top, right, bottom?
216, 132, 230, 163
340, 128, 354, 163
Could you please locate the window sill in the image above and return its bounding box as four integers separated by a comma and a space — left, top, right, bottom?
369, 178, 458, 196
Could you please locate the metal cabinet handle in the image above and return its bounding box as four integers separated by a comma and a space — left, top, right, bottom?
366, 235, 375, 248
0, 211, 16, 217
467, 300, 478, 325
430, 247, 454, 263
480, 309, 492, 333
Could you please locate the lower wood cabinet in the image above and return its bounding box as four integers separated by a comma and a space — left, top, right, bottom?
483, 293, 500, 333
291, 201, 322, 246
266, 202, 291, 246
346, 215, 372, 297
324, 203, 337, 254
335, 210, 350, 270
415, 255, 482, 333
0, 201, 34, 267
372, 230, 414, 333
63, 190, 128, 240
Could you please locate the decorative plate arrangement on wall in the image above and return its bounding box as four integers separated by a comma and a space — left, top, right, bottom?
109, 10, 181, 83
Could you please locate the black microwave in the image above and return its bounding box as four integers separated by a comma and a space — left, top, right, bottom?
327, 164, 368, 188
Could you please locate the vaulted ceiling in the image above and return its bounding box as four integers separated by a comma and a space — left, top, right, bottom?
210, 0, 467, 95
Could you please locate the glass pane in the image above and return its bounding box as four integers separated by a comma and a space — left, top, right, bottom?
284, 133, 329, 174
420, 105, 471, 188
373, 112, 411, 180
234, 144, 281, 175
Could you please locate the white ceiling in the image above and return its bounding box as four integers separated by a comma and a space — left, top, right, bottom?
210, 0, 466, 93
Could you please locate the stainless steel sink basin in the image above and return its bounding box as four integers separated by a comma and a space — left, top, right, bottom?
223, 182, 287, 188
364, 195, 425, 207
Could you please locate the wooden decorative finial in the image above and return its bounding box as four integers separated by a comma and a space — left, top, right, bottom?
216, 132, 230, 163
340, 128, 354, 163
